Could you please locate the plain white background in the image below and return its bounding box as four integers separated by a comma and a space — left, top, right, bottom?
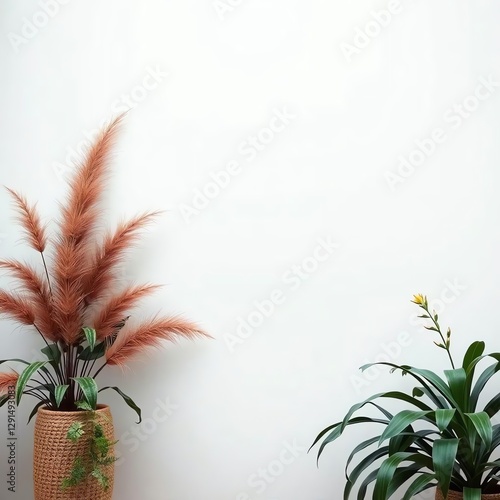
1, 1, 500, 499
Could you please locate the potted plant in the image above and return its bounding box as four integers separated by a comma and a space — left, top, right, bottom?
310, 294, 500, 500
0, 115, 209, 499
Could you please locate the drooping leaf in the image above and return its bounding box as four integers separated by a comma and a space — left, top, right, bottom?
435, 409, 456, 433
15, 361, 48, 405
379, 410, 431, 444
344, 446, 390, 499
99, 386, 141, 423
27, 400, 46, 424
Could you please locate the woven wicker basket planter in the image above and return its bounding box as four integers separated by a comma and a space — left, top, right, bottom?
436, 489, 500, 499
33, 404, 114, 500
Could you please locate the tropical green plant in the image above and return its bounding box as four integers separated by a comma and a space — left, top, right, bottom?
0, 115, 208, 488
310, 294, 500, 500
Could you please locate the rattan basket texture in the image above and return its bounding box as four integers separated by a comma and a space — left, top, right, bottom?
33, 404, 114, 500
436, 489, 500, 499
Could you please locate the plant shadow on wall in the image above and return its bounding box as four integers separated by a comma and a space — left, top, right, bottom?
311, 295, 500, 500
0, 114, 210, 498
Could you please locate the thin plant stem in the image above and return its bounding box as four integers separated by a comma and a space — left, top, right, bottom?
40, 252, 53, 296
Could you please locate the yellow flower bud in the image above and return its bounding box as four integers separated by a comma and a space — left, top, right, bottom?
411, 294, 425, 305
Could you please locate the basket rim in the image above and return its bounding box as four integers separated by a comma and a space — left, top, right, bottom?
36, 403, 110, 416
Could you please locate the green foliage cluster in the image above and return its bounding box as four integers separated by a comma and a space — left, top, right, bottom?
311, 295, 500, 499
61, 401, 117, 491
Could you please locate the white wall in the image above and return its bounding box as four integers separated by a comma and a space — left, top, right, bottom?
1, 1, 500, 499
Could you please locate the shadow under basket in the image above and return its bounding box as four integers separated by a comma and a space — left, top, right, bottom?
33, 404, 114, 500
436, 489, 500, 499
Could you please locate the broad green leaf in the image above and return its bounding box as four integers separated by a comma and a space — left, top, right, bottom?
462, 341, 485, 371
373, 452, 414, 499
463, 487, 482, 500
379, 410, 431, 444
82, 327, 96, 351
444, 368, 468, 412
41, 344, 61, 365
27, 401, 45, 424
78, 341, 105, 361
54, 385, 69, 408
387, 464, 426, 497
15, 361, 48, 406
402, 473, 437, 500
99, 386, 142, 423
72, 377, 98, 410
435, 409, 456, 433
432, 438, 459, 498
409, 367, 460, 409
465, 412, 492, 449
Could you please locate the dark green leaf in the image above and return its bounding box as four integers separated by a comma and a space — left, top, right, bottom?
78, 342, 105, 361
465, 412, 492, 449
432, 438, 459, 498
379, 410, 431, 444
435, 409, 455, 433
41, 344, 61, 364
444, 369, 468, 412
463, 488, 482, 500
373, 452, 414, 499
402, 473, 437, 500
99, 386, 141, 423
27, 400, 46, 424
462, 341, 485, 371
54, 385, 69, 408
